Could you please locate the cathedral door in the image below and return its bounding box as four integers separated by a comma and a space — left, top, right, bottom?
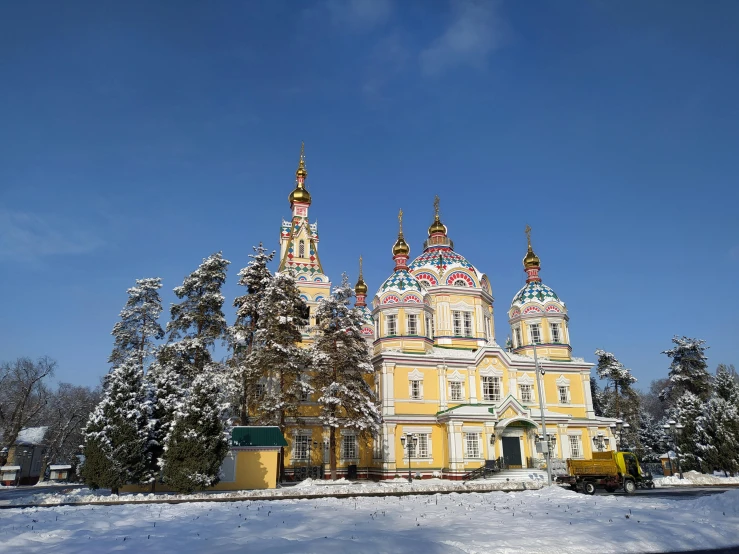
502, 437, 522, 468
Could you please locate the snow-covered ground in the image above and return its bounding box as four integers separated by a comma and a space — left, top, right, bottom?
654, 470, 739, 487
1, 486, 739, 553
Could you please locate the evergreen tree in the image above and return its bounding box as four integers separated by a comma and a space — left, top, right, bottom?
167, 252, 230, 379
713, 364, 739, 403
81, 359, 150, 493
697, 395, 739, 476
109, 278, 164, 371
247, 271, 310, 426
311, 274, 381, 480
161, 366, 230, 493
660, 336, 712, 404
231, 244, 275, 423
634, 411, 664, 462
589, 375, 605, 417
594, 349, 637, 418
671, 391, 704, 472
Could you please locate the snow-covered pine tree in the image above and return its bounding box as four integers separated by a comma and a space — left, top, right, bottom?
660, 336, 712, 404
109, 278, 164, 371
671, 391, 705, 472
634, 411, 664, 463
166, 252, 230, 379
713, 364, 739, 403
589, 375, 605, 417
230, 244, 276, 423
81, 358, 150, 493
594, 349, 637, 418
160, 365, 230, 493
697, 395, 739, 476
311, 274, 381, 480
248, 271, 310, 426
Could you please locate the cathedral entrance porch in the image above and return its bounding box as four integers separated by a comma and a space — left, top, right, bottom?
501, 436, 523, 468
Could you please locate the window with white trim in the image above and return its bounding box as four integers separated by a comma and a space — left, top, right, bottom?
342, 434, 358, 459
558, 385, 570, 404
569, 435, 582, 459
386, 314, 397, 336
519, 384, 533, 403
409, 379, 422, 399
453, 311, 463, 336
529, 323, 541, 344
550, 322, 561, 343
426, 317, 432, 338
484, 317, 492, 342
407, 314, 418, 335
482, 376, 501, 402
415, 434, 429, 458
453, 279, 467, 287
465, 432, 481, 458
449, 381, 463, 401
372, 433, 382, 459
293, 434, 310, 460
463, 312, 473, 336
514, 327, 522, 348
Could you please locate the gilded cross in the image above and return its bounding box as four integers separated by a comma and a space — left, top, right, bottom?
398, 208, 404, 234
434, 195, 440, 218
525, 225, 532, 248
359, 255, 363, 278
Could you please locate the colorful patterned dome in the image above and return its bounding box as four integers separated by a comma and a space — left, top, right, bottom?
356, 304, 375, 336
511, 281, 564, 308
375, 268, 426, 305
408, 246, 484, 288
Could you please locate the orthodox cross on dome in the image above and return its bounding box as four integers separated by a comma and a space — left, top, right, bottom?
398, 208, 404, 234
523, 224, 541, 282
359, 255, 364, 279
525, 225, 532, 249
297, 141, 306, 175
434, 195, 440, 218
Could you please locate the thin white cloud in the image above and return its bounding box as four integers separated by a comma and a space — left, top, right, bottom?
324, 0, 394, 30
0, 209, 105, 262
420, 0, 506, 76
361, 31, 411, 100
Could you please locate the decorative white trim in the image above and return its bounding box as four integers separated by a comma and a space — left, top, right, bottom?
448, 370, 464, 382
517, 373, 534, 385
408, 368, 423, 380
479, 365, 504, 377
567, 430, 583, 436
555, 374, 570, 387
403, 426, 433, 434
450, 301, 474, 312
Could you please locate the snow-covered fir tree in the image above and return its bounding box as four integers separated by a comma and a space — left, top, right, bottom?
108, 277, 164, 371
311, 274, 381, 480
594, 349, 637, 418
230, 244, 275, 423
634, 411, 664, 463
161, 366, 230, 493
697, 394, 739, 476
671, 391, 705, 472
713, 364, 739, 404
660, 336, 712, 404
81, 358, 150, 493
166, 252, 230, 379
246, 271, 310, 428
589, 376, 605, 417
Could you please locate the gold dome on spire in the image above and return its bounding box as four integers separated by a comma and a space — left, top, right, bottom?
428, 195, 447, 235
355, 255, 368, 295
392, 208, 410, 257
289, 142, 312, 205
523, 225, 541, 269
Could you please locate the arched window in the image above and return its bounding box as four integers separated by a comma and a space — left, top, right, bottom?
453, 279, 467, 287
299, 240, 305, 258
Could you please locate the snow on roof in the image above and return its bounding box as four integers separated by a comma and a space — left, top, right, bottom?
50, 465, 72, 470
15, 427, 48, 445
1, 466, 21, 471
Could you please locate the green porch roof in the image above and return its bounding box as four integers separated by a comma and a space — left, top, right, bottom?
231, 426, 288, 448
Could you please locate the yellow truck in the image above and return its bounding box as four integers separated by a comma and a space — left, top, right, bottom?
556, 451, 654, 495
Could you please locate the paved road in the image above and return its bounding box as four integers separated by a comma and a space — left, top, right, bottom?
595, 486, 739, 500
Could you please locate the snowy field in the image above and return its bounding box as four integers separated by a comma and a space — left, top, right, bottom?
2, 487, 739, 553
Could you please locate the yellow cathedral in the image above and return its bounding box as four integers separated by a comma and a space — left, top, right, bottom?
278, 145, 617, 480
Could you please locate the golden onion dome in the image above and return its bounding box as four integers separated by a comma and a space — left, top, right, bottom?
392, 235, 410, 257
355, 278, 368, 295
288, 184, 312, 205
523, 247, 540, 269
428, 216, 447, 236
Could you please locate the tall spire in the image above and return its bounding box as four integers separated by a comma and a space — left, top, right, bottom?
355, 255, 368, 306
523, 224, 541, 282
392, 208, 410, 269
289, 141, 311, 207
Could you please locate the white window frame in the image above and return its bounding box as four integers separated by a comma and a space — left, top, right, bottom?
519, 384, 533, 403
453, 311, 463, 336
293, 434, 310, 461
449, 381, 464, 401
514, 326, 522, 348
407, 313, 418, 335
529, 323, 542, 345
463, 312, 473, 337
484, 317, 492, 342
426, 316, 432, 339
558, 385, 570, 405
569, 435, 583, 459
372, 433, 382, 460
465, 432, 481, 459
550, 322, 561, 343
342, 434, 358, 460
386, 314, 397, 336
482, 376, 501, 402
415, 434, 429, 458
409, 379, 422, 399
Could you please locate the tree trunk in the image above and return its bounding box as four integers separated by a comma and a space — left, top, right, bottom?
329, 426, 337, 480
614, 381, 620, 418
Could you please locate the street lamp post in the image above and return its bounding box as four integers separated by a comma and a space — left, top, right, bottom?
609, 419, 630, 452
399, 433, 418, 482
592, 432, 610, 452
532, 343, 553, 486
663, 420, 684, 479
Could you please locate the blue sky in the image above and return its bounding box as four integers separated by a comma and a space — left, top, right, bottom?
1, 0, 737, 389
